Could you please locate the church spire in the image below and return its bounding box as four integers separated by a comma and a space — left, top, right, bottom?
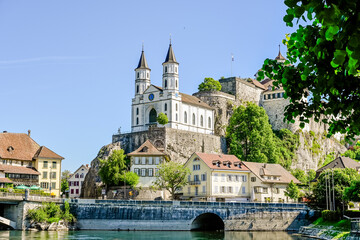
275, 44, 286, 61
163, 41, 178, 64
136, 48, 150, 70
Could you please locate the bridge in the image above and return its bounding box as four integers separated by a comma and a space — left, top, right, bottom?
70, 199, 314, 231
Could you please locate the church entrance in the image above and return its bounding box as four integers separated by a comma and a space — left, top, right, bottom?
149, 108, 157, 123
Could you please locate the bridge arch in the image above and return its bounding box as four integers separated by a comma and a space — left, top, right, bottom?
191, 213, 224, 231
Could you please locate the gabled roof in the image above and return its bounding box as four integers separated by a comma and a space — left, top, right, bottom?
163, 43, 178, 64
193, 152, 250, 171
316, 157, 360, 177
0, 165, 40, 175
242, 161, 300, 184
127, 140, 166, 156
136, 50, 150, 70
0, 133, 40, 161
182, 93, 213, 110
34, 146, 64, 160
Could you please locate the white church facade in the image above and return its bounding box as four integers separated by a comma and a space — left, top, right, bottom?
131, 43, 214, 135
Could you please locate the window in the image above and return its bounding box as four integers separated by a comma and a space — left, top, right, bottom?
221, 174, 225, 182
51, 182, 56, 190
235, 176, 239, 182
254, 187, 262, 193
263, 187, 268, 194
227, 175, 232, 182
188, 175, 191, 182
268, 94, 271, 99
220, 186, 226, 193
136, 85, 139, 93
51, 172, 56, 179
76, 189, 79, 194
251, 177, 256, 182
137, 72, 139, 78
134, 157, 139, 164
200, 115, 203, 127
52, 162, 56, 169
148, 168, 153, 177
281, 92, 285, 98
71, 189, 74, 194
176, 104, 178, 111
43, 161, 48, 168
175, 67, 177, 73
201, 174, 206, 181
176, 80, 178, 88
164, 103, 167, 111
176, 114, 178, 121
136, 118, 139, 125
202, 186, 206, 193
155, 157, 160, 165
165, 66, 168, 73
134, 168, 139, 175
274, 188, 280, 194
214, 186, 219, 193
242, 186, 246, 194
277, 93, 281, 98
148, 157, 153, 165
192, 113, 195, 125
80, 173, 84, 178
272, 93, 276, 99
41, 182, 49, 189
194, 175, 199, 181
136, 108, 139, 115
165, 79, 168, 88
69, 181, 72, 186
264, 95, 266, 100
184, 111, 187, 123
193, 165, 200, 171
147, 73, 149, 78
228, 186, 233, 193
214, 173, 218, 182
142, 157, 146, 165
208, 117, 211, 128
242, 175, 247, 182
141, 169, 146, 177
42, 171, 48, 179
75, 174, 79, 178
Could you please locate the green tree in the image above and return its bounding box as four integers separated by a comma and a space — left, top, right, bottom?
198, 77, 222, 91
121, 171, 139, 188
226, 102, 278, 163
342, 141, 360, 160
259, 0, 360, 140
285, 180, 300, 200
61, 178, 69, 194
153, 161, 190, 200
344, 180, 360, 203
61, 170, 71, 180
98, 149, 127, 186
157, 112, 169, 125
291, 169, 317, 184
312, 168, 360, 209
274, 129, 300, 169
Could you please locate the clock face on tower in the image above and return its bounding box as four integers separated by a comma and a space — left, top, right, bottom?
148, 93, 154, 101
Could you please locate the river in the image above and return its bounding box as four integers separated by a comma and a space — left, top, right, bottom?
0, 230, 310, 239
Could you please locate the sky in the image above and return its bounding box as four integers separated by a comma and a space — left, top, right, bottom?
1, 1, 291, 172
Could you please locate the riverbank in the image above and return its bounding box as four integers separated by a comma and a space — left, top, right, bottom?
298, 217, 350, 239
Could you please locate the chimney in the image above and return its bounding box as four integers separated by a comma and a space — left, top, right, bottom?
28, 130, 31, 137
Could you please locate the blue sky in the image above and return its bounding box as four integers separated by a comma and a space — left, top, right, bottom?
1, 1, 290, 172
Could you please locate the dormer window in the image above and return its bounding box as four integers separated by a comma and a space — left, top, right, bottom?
7, 146, 14, 152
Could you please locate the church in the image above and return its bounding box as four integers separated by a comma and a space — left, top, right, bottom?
131, 43, 214, 135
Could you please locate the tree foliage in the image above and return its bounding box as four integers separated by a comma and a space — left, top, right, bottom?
61, 170, 71, 180
121, 171, 139, 188
98, 149, 127, 186
198, 77, 222, 92
274, 128, 300, 169
153, 161, 190, 200
343, 180, 360, 202
342, 141, 360, 161
291, 168, 316, 184
312, 168, 360, 209
157, 112, 169, 125
27, 201, 75, 224
259, 0, 360, 140
61, 179, 69, 193
285, 180, 300, 200
227, 102, 278, 163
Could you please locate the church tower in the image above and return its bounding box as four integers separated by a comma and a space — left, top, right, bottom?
162, 41, 179, 93
135, 47, 151, 95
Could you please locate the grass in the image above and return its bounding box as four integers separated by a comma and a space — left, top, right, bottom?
312, 217, 351, 231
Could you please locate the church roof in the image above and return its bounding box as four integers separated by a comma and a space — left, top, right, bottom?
127, 140, 166, 156
275, 50, 286, 61
181, 93, 214, 110
136, 50, 150, 70
163, 44, 178, 64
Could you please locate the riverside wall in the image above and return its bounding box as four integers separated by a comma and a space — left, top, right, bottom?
70, 199, 313, 231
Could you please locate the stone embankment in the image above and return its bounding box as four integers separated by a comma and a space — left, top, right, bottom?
27, 220, 73, 231
298, 224, 352, 239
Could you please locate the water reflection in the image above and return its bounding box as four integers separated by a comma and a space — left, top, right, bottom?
0, 230, 309, 240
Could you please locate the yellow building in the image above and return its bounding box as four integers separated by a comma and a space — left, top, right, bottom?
0, 131, 64, 197
183, 152, 251, 202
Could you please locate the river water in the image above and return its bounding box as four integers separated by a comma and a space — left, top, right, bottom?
0, 230, 310, 239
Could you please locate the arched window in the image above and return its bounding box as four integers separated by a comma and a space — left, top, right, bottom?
184, 111, 187, 123
165, 66, 168, 73
208, 117, 211, 128
176, 113, 178, 121
176, 104, 178, 111
164, 103, 167, 111
149, 108, 157, 123
200, 115, 203, 127
192, 113, 196, 125
136, 108, 139, 115
176, 80, 178, 88
136, 85, 139, 93
137, 72, 139, 78
136, 117, 139, 125
165, 79, 168, 88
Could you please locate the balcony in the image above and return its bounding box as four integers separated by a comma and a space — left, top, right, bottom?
188, 181, 201, 185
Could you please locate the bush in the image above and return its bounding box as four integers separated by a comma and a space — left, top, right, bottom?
349, 202, 355, 208
27, 201, 75, 224
321, 210, 341, 221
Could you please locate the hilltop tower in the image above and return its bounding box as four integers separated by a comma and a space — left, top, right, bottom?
135, 47, 151, 95
162, 41, 179, 93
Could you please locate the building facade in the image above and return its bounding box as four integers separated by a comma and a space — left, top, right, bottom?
0, 131, 64, 196
128, 140, 168, 187
68, 164, 89, 198
131, 43, 214, 135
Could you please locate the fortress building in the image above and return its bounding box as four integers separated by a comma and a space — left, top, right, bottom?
131, 43, 214, 135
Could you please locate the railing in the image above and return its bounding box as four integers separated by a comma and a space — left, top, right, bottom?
188, 181, 201, 185
69, 198, 308, 210
0, 192, 61, 203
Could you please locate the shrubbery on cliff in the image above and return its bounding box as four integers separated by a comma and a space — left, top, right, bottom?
198, 77, 222, 92
27, 201, 75, 224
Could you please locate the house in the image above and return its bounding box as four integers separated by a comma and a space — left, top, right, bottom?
242, 161, 301, 203
182, 152, 251, 202
182, 152, 300, 202
315, 156, 360, 178
128, 140, 169, 187
0, 131, 64, 196
68, 164, 89, 198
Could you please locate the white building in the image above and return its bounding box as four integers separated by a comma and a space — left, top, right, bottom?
68, 164, 89, 198
131, 43, 214, 134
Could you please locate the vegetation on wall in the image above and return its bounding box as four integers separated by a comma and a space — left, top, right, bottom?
27, 201, 75, 224
198, 77, 222, 92
258, 0, 360, 141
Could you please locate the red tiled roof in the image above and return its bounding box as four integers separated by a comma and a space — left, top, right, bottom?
128, 140, 166, 156
251, 79, 266, 90
194, 152, 250, 171
34, 146, 64, 160
0, 133, 40, 161
181, 93, 213, 110
0, 178, 12, 183
0, 164, 40, 175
